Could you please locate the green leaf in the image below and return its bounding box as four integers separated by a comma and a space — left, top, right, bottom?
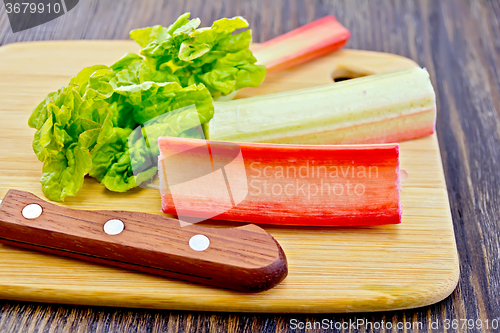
212, 16, 249, 32
166, 12, 192, 35
28, 65, 113, 200
88, 110, 124, 181
141, 104, 205, 156
89, 110, 155, 192
196, 49, 266, 97
82, 68, 114, 100
178, 41, 210, 61
113, 81, 214, 125
131, 13, 266, 98
139, 61, 180, 84
130, 25, 170, 48
29, 13, 266, 200
70, 65, 110, 96
213, 29, 252, 53
28, 91, 58, 129
107, 98, 138, 129
109, 60, 141, 88
40, 128, 100, 202
110, 52, 143, 71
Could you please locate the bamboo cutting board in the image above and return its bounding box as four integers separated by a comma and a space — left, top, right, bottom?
0, 41, 459, 313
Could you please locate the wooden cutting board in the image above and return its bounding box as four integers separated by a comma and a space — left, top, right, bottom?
0, 41, 459, 313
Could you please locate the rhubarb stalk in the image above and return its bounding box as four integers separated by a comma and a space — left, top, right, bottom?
206, 67, 436, 145
252, 15, 351, 73
158, 138, 401, 226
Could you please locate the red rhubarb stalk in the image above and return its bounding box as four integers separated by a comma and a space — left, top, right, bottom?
158, 138, 401, 226
252, 15, 351, 73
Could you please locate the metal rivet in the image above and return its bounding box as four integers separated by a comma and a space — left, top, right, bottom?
189, 234, 210, 251
22, 204, 43, 219
104, 219, 125, 235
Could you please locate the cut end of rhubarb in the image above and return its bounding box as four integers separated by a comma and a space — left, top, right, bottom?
253, 15, 351, 73
395, 147, 403, 223
158, 137, 401, 227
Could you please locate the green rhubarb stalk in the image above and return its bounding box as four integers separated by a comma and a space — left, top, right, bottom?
205, 67, 436, 144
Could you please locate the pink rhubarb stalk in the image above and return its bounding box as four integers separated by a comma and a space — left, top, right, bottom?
252, 15, 351, 73
158, 138, 401, 226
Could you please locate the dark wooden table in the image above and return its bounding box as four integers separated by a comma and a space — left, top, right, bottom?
1, 0, 499, 332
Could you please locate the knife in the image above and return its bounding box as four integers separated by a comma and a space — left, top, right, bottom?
0, 189, 287, 292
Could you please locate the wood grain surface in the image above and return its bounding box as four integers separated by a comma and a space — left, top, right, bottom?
0, 0, 498, 332
0, 41, 458, 313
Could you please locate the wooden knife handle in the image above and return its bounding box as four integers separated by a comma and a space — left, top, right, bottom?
0, 190, 287, 292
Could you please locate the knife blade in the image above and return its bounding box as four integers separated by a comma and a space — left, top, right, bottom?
0, 189, 287, 292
